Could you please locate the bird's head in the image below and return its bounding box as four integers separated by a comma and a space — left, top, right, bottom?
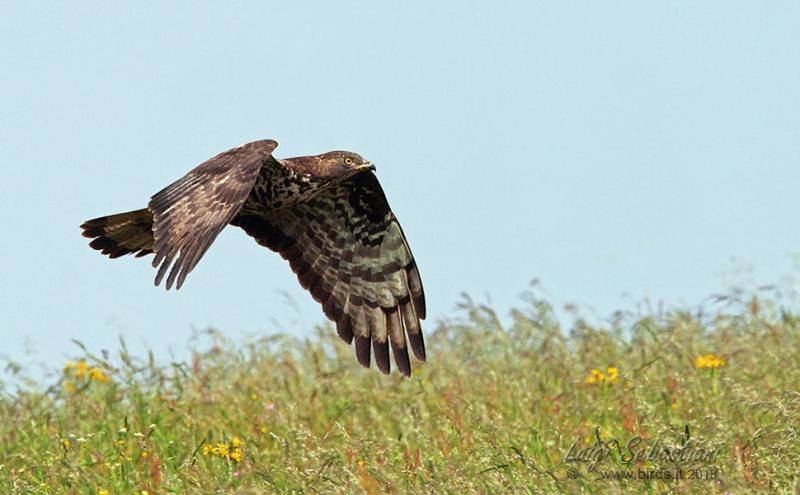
313, 151, 375, 180
281, 150, 375, 184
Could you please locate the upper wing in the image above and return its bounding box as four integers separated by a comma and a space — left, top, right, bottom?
148, 139, 278, 290
231, 171, 426, 376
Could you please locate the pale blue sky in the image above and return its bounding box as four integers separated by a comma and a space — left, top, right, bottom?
1, 2, 798, 374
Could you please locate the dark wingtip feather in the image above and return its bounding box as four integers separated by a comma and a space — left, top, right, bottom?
384, 306, 411, 376
373, 339, 390, 375
322, 295, 339, 321
408, 331, 426, 362
336, 315, 354, 344
166, 264, 180, 290
154, 256, 172, 288
393, 346, 411, 377
400, 300, 425, 362
406, 263, 426, 320
355, 335, 371, 368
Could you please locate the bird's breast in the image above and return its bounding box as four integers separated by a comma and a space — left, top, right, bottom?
245, 167, 328, 211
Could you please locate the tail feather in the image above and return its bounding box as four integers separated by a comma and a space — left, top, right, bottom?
81, 209, 155, 258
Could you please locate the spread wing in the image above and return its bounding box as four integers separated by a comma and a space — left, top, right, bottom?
231, 171, 426, 376
148, 139, 278, 290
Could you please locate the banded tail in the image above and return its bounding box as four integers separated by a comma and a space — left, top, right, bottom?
81, 209, 155, 258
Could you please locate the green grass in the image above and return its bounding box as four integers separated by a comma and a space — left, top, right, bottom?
1, 288, 799, 494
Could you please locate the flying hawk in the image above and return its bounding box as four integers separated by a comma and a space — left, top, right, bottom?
81, 139, 425, 376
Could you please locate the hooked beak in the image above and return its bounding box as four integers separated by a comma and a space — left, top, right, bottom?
360, 161, 376, 172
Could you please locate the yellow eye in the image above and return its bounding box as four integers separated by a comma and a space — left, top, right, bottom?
344, 157, 354, 166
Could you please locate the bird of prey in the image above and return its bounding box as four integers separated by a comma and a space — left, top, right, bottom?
81, 139, 425, 376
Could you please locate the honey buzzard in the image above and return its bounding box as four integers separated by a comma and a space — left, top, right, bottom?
81, 139, 426, 376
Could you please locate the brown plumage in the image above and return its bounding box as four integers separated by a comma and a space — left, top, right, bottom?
81, 139, 426, 376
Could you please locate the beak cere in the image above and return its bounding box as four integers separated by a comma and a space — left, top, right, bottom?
363, 161, 376, 171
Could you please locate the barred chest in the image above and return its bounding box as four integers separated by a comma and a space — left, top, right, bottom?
242, 163, 329, 211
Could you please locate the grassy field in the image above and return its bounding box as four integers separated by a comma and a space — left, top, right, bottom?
1, 287, 798, 494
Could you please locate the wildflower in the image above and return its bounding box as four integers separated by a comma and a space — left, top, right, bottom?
585, 366, 620, 385
259, 425, 268, 434
229, 448, 244, 463
99, 490, 109, 495
89, 367, 110, 383
61, 438, 71, 450
695, 353, 726, 369
64, 382, 76, 394
265, 401, 276, 411
74, 360, 89, 379
585, 368, 606, 384
250, 393, 258, 401
203, 437, 246, 462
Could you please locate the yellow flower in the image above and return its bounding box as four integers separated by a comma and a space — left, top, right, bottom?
250, 393, 258, 401
140, 451, 148, 459
63, 361, 75, 373
203, 437, 246, 461
89, 367, 111, 383
259, 425, 268, 434
98, 491, 109, 495
64, 382, 76, 394
74, 360, 89, 379
585, 368, 606, 384
229, 448, 244, 463
585, 367, 620, 385
61, 438, 71, 450
695, 353, 726, 369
